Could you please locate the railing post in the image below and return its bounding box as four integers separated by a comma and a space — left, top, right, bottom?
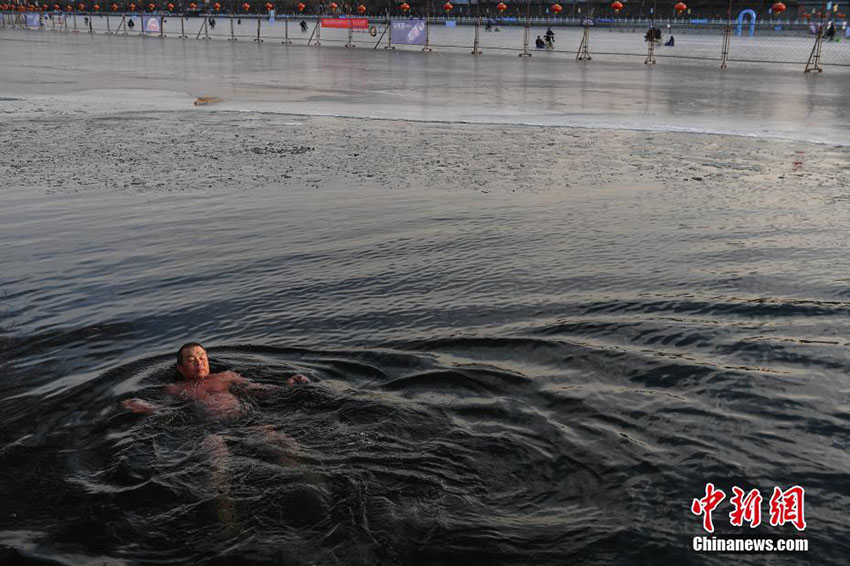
471, 16, 481, 54
384, 16, 392, 49
720, 22, 731, 68
804, 25, 824, 73
282, 14, 291, 43
576, 23, 591, 60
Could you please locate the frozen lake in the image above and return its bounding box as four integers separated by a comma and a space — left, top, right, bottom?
1, 27, 849, 145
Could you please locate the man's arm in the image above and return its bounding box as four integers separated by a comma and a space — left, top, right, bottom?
223, 371, 310, 395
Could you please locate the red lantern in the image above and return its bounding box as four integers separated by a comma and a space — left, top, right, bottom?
356, 3, 365, 13
771, 2, 785, 14
328, 1, 336, 10
110, 2, 116, 8
265, 1, 272, 10
167, 2, 174, 9
77, 2, 84, 9
674, 1, 686, 14
188, 2, 196, 7
213, 2, 220, 9
296, 1, 304, 10
442, 1, 452, 11
400, 2, 409, 11
241, 2, 249, 10
129, 2, 136, 9
496, 1, 506, 11
52, 3, 59, 8
147, 3, 155, 10
92, 3, 99, 9
611, 0, 622, 13
550, 3, 561, 14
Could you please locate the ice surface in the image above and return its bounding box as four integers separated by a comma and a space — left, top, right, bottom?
1, 28, 848, 145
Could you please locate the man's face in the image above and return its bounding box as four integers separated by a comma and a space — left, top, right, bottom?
177, 345, 210, 380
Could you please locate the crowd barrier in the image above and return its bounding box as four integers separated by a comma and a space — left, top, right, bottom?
2, 11, 848, 72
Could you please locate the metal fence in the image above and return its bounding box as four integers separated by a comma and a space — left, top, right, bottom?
2, 11, 848, 71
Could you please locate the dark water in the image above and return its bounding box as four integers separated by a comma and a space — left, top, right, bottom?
2, 182, 849, 565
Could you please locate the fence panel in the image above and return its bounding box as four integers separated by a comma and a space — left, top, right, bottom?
2, 10, 848, 70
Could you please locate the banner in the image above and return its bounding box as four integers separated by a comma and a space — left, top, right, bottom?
142, 15, 161, 34
391, 19, 426, 45
321, 17, 368, 29
26, 13, 41, 28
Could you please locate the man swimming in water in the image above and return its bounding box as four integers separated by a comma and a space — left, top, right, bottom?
121, 343, 312, 523
121, 342, 308, 419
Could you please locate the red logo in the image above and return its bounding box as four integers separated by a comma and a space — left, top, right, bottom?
692, 484, 806, 532
769, 486, 806, 531
691, 483, 726, 533
729, 487, 763, 528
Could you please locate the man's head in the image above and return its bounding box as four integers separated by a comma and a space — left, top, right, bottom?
176, 342, 210, 381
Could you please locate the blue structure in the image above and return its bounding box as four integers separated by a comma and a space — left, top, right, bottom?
736, 9, 756, 37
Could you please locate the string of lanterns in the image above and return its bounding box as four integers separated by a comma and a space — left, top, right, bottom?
0, 0, 825, 18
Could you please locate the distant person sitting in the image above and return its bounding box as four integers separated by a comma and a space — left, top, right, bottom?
300, 20, 308, 32
544, 34, 554, 49
544, 26, 555, 43
535, 35, 545, 49
664, 35, 674, 46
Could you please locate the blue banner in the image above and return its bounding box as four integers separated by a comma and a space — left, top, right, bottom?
391, 19, 426, 45
26, 13, 41, 28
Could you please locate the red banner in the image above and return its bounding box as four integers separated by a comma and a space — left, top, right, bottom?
321, 18, 368, 29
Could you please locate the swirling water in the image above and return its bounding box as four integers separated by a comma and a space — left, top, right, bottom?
2, 173, 850, 565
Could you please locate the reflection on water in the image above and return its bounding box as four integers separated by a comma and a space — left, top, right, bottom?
1, 183, 850, 564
